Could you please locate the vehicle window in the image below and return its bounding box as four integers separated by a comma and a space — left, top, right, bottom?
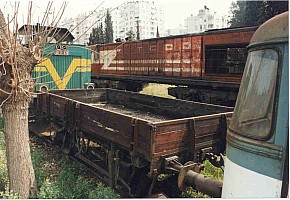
205, 45, 248, 75
230, 49, 278, 139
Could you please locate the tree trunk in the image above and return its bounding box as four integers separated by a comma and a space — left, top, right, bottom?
2, 99, 36, 198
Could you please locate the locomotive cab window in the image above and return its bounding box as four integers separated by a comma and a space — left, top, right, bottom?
230, 49, 278, 139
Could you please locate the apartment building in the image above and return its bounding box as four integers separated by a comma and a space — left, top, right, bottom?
185, 6, 229, 33
117, 1, 164, 40
61, 7, 107, 45
62, 1, 165, 44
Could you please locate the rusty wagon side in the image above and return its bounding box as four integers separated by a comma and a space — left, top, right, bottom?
32, 89, 232, 195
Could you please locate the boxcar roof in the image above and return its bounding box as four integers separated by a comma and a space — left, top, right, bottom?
92, 26, 258, 47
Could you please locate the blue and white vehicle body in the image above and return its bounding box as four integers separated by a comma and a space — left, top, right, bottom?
222, 12, 288, 198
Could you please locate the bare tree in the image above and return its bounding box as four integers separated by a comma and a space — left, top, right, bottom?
0, 2, 68, 198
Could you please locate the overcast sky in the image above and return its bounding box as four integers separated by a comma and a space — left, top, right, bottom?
1, 0, 234, 30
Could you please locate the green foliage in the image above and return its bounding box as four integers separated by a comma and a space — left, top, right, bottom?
38, 179, 61, 199
88, 183, 120, 199
88, 23, 105, 45
0, 129, 19, 199
229, 1, 288, 27
181, 187, 210, 198
180, 160, 224, 198
126, 30, 136, 40
87, 11, 114, 45
156, 26, 160, 38
37, 156, 120, 199
0, 168, 7, 193
0, 130, 7, 194
136, 17, 140, 40
0, 186, 20, 199
104, 9, 114, 44
201, 160, 224, 181
31, 147, 50, 189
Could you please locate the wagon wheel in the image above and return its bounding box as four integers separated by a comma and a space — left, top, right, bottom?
75, 132, 90, 154
81, 138, 90, 154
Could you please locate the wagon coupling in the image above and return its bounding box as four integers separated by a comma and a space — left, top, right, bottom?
165, 156, 222, 198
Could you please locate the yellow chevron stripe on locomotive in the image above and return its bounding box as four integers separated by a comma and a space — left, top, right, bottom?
32, 44, 91, 91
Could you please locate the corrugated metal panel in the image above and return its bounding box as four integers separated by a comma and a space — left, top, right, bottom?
33, 44, 91, 91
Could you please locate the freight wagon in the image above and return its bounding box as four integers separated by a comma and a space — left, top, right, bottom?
90, 26, 257, 106
30, 88, 233, 197
32, 44, 92, 91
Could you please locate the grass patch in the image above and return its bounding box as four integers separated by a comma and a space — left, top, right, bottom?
31, 144, 120, 199
181, 160, 224, 198
140, 83, 175, 99
181, 187, 211, 198
201, 160, 224, 181
0, 118, 17, 198
0, 118, 7, 194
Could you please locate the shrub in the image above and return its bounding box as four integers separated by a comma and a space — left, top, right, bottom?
201, 160, 224, 181
38, 179, 61, 199
38, 156, 120, 199
0, 130, 8, 195
31, 147, 49, 188
181, 187, 210, 198
88, 183, 120, 199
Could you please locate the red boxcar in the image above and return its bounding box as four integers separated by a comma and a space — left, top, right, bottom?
90, 26, 257, 106
91, 34, 203, 79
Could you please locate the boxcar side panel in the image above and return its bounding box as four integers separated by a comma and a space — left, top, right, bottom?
191, 35, 203, 78
172, 37, 182, 77
130, 42, 137, 74
143, 41, 150, 75
157, 39, 165, 76
148, 40, 158, 75
180, 36, 191, 77
164, 38, 174, 77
